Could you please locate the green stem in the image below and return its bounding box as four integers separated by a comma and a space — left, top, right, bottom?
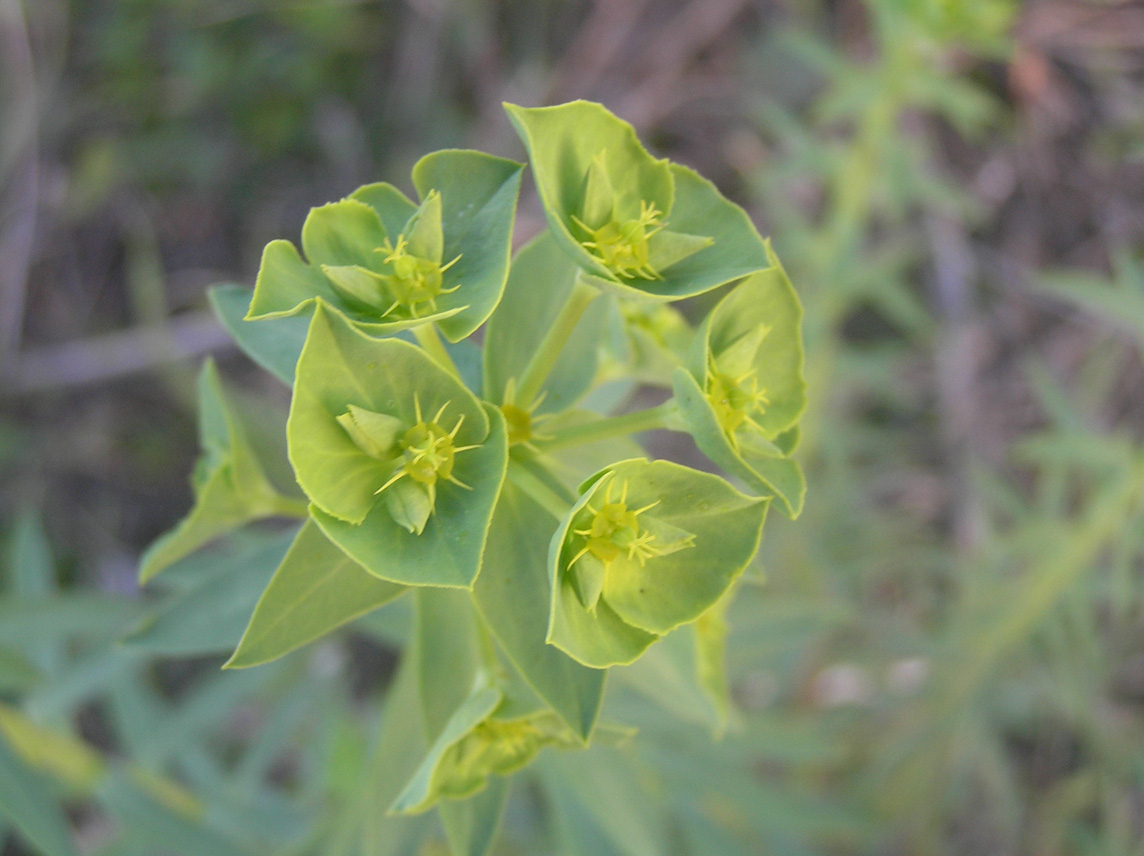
506, 461, 573, 520
413, 323, 461, 380
513, 278, 598, 406
535, 401, 678, 452
267, 495, 310, 519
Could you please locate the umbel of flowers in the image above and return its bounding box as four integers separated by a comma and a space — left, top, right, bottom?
141, 100, 807, 823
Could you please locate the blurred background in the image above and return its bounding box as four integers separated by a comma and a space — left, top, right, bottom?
3, 0, 1144, 853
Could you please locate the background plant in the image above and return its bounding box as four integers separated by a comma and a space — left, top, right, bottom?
4, 0, 1144, 855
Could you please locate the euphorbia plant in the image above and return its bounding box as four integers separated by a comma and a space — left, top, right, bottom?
142, 99, 806, 851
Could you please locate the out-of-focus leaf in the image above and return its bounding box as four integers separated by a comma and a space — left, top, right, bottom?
97, 768, 250, 856
539, 748, 668, 856
439, 778, 509, 856
128, 527, 297, 656
0, 729, 78, 856
0, 646, 40, 691
613, 627, 722, 734
0, 596, 142, 644
0, 704, 104, 791
4, 511, 63, 675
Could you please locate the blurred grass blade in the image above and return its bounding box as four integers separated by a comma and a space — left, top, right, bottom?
0, 727, 79, 856
439, 777, 509, 856
97, 768, 250, 856
5, 510, 64, 675
128, 527, 297, 657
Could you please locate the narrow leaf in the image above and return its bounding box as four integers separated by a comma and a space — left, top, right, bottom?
225, 521, 405, 669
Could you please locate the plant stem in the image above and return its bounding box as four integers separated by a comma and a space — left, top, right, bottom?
413, 323, 461, 380
513, 278, 598, 407
506, 461, 573, 520
535, 401, 678, 452
268, 495, 310, 519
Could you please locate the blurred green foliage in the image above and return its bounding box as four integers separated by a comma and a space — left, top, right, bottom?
5, 0, 1144, 853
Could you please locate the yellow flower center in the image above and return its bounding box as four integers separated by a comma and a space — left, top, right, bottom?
376, 235, 461, 319
569, 479, 669, 569
572, 200, 665, 281
376, 397, 478, 499
706, 362, 770, 451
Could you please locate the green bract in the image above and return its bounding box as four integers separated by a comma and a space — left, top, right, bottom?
505, 100, 772, 301
144, 99, 809, 838
673, 246, 808, 517
547, 459, 768, 668
289, 305, 506, 587
247, 150, 522, 342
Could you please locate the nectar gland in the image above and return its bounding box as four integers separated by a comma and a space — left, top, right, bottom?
376, 396, 478, 511
499, 379, 553, 446
568, 478, 691, 571
705, 357, 771, 453
572, 200, 665, 281
374, 234, 461, 319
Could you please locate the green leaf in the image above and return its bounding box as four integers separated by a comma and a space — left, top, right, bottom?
6, 510, 55, 598
350, 182, 418, 237
548, 459, 767, 668
415, 588, 486, 738
5, 511, 63, 676
614, 627, 723, 733
0, 646, 39, 692
302, 198, 390, 271
139, 361, 302, 583
0, 704, 105, 791
247, 238, 339, 320
288, 304, 491, 525
220, 521, 404, 667
539, 748, 668, 856
439, 778, 509, 856
327, 643, 433, 856
693, 592, 734, 733
482, 231, 609, 412
673, 369, 806, 518
392, 687, 503, 814
0, 729, 78, 856
209, 285, 310, 386
412, 150, 524, 342
0, 596, 141, 645
411, 591, 510, 856
127, 528, 297, 657
473, 479, 606, 741
505, 101, 673, 283
96, 769, 249, 856
393, 691, 585, 815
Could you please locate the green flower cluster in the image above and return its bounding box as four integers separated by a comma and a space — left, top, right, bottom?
142, 101, 806, 818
